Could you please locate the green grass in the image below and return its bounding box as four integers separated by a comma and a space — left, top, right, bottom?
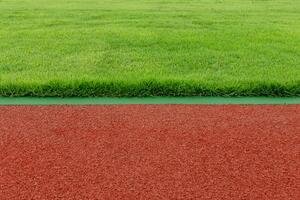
0, 0, 300, 97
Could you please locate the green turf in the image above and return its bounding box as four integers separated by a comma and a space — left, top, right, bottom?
1, 0, 300, 97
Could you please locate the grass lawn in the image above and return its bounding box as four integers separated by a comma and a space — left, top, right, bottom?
0, 0, 300, 97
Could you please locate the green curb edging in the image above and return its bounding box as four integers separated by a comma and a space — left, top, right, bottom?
0, 97, 300, 105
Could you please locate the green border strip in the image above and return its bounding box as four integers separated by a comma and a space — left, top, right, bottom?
0, 97, 300, 105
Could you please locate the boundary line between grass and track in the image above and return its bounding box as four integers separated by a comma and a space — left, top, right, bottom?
0, 97, 300, 105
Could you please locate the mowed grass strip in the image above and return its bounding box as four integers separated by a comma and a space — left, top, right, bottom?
0, 0, 300, 97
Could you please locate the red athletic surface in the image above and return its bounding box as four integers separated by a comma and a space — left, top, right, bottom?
0, 105, 299, 199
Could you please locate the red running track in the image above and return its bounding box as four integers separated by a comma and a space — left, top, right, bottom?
0, 105, 299, 199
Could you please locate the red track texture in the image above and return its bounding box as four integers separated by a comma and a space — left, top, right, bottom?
0, 105, 299, 200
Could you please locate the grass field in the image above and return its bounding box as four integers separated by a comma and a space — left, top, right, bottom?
0, 0, 300, 97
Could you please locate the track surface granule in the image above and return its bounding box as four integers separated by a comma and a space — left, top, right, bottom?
0, 105, 299, 199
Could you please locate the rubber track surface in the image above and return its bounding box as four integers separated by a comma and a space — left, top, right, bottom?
0, 105, 299, 199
